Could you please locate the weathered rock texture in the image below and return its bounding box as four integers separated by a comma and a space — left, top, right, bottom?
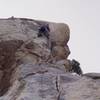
0, 17, 100, 100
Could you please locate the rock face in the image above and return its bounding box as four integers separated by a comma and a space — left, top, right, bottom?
0, 18, 100, 100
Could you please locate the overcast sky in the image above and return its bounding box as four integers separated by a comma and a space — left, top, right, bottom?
0, 0, 100, 73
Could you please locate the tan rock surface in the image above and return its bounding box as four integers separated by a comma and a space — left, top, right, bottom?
49, 23, 70, 46
51, 45, 70, 61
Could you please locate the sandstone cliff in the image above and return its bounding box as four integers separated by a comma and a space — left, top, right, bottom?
0, 17, 100, 100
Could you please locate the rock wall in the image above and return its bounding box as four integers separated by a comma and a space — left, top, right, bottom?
0, 18, 100, 100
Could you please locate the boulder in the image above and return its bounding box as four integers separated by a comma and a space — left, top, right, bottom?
0, 18, 99, 100
49, 23, 70, 46
51, 45, 70, 61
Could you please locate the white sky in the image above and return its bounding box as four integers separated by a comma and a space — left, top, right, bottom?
0, 0, 100, 73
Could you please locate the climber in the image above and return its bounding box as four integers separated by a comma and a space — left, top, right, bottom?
38, 24, 50, 39
8, 16, 15, 19
70, 59, 83, 75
